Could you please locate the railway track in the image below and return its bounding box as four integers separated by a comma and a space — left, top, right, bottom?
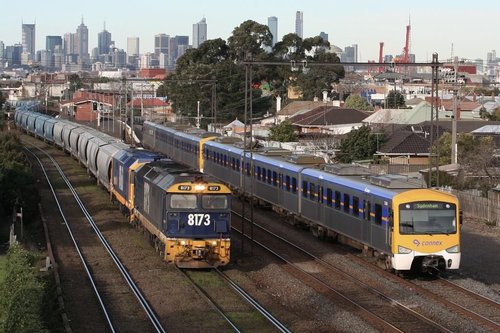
232, 209, 450, 333
24, 141, 165, 333
178, 267, 290, 333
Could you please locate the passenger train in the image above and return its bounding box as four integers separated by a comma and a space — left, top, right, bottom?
14, 108, 231, 268
142, 121, 462, 274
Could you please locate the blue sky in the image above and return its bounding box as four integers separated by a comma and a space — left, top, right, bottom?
1, 0, 498, 62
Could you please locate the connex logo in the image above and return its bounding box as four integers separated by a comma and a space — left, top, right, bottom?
413, 239, 420, 246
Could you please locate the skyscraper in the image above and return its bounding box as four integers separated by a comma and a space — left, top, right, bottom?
76, 18, 89, 64
22, 23, 36, 55
193, 18, 207, 48
0, 41, 5, 61
46, 36, 62, 53
268, 16, 278, 46
154, 33, 170, 57
295, 11, 303, 39
98, 23, 112, 55
127, 37, 139, 56
319, 32, 328, 43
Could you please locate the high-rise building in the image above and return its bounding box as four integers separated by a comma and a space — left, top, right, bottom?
342, 44, 358, 63
64, 32, 76, 55
46, 36, 62, 53
5, 44, 23, 66
22, 23, 36, 55
295, 11, 303, 39
268, 16, 278, 46
319, 32, 328, 43
98, 23, 112, 55
0, 41, 5, 61
169, 35, 189, 66
76, 18, 89, 64
127, 37, 139, 56
154, 33, 170, 57
193, 18, 207, 48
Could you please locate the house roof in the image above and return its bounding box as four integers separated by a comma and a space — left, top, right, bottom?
378, 130, 431, 155
471, 125, 500, 134
363, 102, 453, 125
289, 106, 370, 126
278, 101, 326, 116
128, 98, 169, 108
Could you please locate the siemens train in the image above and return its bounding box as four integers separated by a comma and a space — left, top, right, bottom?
142, 120, 462, 273
14, 108, 231, 268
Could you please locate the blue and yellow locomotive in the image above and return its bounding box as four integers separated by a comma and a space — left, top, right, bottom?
14, 108, 232, 268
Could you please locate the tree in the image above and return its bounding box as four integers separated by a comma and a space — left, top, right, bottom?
344, 94, 373, 111
227, 20, 272, 61
431, 132, 499, 189
386, 90, 406, 108
268, 120, 297, 142
0, 133, 40, 221
336, 126, 379, 163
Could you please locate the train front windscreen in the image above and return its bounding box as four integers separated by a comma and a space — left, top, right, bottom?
399, 201, 457, 235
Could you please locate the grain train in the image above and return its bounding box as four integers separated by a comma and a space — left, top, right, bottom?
14, 108, 231, 268
142, 120, 462, 274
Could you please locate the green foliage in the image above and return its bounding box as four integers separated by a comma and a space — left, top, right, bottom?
0, 245, 47, 332
268, 120, 297, 142
0, 132, 40, 221
167, 20, 345, 124
344, 94, 374, 111
68, 74, 83, 92
336, 126, 380, 163
386, 90, 406, 108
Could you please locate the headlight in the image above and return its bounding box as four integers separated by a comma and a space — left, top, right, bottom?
194, 184, 206, 191
180, 240, 186, 246
211, 241, 217, 246
446, 245, 460, 253
398, 245, 412, 254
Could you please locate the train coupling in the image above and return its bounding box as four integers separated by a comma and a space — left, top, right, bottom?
421, 255, 446, 273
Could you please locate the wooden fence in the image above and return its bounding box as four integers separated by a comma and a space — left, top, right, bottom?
452, 189, 500, 226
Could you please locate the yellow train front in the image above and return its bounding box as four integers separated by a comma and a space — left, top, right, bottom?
391, 189, 461, 273
132, 160, 231, 268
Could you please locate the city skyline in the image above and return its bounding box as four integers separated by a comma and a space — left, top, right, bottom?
1, 0, 499, 62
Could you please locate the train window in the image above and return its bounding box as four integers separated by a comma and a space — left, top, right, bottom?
344, 194, 350, 213
223, 155, 227, 167
302, 181, 308, 197
353, 196, 359, 217
319, 186, 323, 203
273, 171, 278, 186
262, 168, 266, 181
374, 204, 382, 225
202, 195, 228, 209
366, 201, 371, 221
309, 183, 316, 200
334, 191, 341, 210
236, 159, 240, 171
170, 194, 197, 209
292, 178, 297, 193
246, 163, 251, 176
326, 188, 332, 206
257, 166, 261, 180
266, 169, 272, 184
285, 175, 291, 192
231, 157, 235, 170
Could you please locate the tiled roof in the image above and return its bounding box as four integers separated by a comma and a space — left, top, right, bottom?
378, 131, 430, 155
128, 98, 170, 108
289, 106, 370, 126
278, 101, 326, 116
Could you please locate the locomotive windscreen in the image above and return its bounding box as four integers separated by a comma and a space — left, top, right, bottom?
399, 201, 457, 235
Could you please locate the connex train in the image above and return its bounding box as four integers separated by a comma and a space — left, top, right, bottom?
14, 108, 231, 268
142, 121, 461, 273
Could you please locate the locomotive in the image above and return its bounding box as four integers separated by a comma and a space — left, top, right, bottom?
14, 108, 231, 268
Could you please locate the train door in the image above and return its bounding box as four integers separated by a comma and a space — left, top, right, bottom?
361, 197, 371, 244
